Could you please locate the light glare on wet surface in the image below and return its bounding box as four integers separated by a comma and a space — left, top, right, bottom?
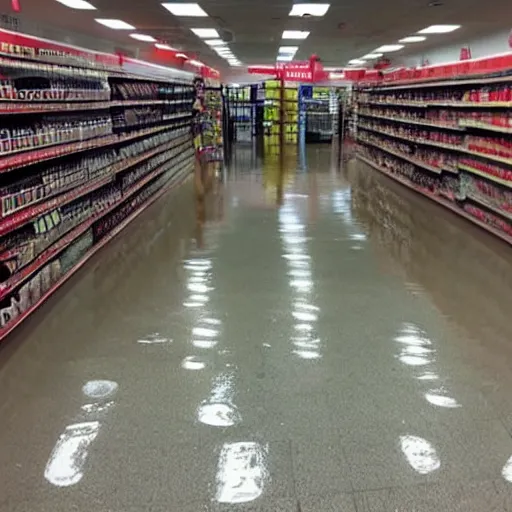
1, 146, 512, 511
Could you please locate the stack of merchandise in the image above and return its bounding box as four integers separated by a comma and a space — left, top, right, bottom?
355, 71, 512, 244
0, 33, 195, 339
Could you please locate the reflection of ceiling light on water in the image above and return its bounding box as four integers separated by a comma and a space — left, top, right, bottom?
292, 311, 317, 322
80, 401, 114, 415
502, 456, 512, 482
293, 349, 321, 360
398, 355, 431, 366
283, 254, 310, 261
417, 372, 439, 381
395, 334, 432, 346
197, 403, 240, 427
290, 279, 313, 291
182, 356, 207, 370
295, 323, 314, 332
203, 317, 222, 325
189, 294, 209, 303
193, 339, 218, 349
44, 421, 100, 487
425, 391, 461, 408
215, 442, 269, 503
294, 302, 319, 312
188, 283, 213, 293
82, 380, 118, 399
401, 345, 432, 356
400, 435, 440, 475
137, 333, 172, 344
184, 301, 204, 308
193, 327, 218, 338
184, 258, 212, 268
288, 269, 311, 278
198, 372, 240, 427
349, 233, 367, 241
189, 276, 207, 283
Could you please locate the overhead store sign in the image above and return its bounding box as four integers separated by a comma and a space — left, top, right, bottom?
248, 55, 327, 83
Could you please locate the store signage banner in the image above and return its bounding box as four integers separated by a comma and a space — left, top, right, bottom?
0, 28, 121, 69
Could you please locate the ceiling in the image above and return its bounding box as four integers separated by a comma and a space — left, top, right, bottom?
8, 0, 512, 72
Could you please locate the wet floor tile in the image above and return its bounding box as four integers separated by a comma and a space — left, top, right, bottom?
342, 418, 512, 491
353, 479, 512, 512
2, 150, 512, 511
292, 440, 352, 497
299, 493, 357, 512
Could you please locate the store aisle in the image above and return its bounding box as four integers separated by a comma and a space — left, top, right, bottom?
1, 146, 512, 511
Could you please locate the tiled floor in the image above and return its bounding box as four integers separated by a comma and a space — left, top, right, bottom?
1, 146, 512, 511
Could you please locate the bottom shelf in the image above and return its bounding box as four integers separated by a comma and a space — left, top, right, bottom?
356, 154, 512, 246
0, 164, 193, 342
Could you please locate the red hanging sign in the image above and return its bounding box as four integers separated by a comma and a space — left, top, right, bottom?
460, 47, 472, 60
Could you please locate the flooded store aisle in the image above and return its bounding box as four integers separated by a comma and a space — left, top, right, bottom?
1, 147, 512, 511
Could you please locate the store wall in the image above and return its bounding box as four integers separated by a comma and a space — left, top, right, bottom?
400, 29, 512, 67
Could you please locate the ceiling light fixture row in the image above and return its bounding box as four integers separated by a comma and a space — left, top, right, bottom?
277, 45, 299, 62
211, 41, 242, 66
346, 24, 461, 66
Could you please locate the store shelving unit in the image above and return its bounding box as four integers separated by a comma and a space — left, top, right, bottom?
226, 85, 255, 143
0, 31, 196, 340
355, 72, 512, 244
262, 80, 298, 152
192, 77, 223, 164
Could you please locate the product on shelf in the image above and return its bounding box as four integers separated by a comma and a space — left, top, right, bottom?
0, 37, 196, 339
354, 72, 512, 244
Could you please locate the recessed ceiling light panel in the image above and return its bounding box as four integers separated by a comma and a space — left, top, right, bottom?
277, 55, 294, 61
289, 3, 330, 16
279, 46, 299, 54
130, 34, 156, 42
95, 19, 135, 30
191, 28, 220, 38
399, 36, 427, 43
282, 30, 310, 39
55, 0, 96, 9
161, 3, 208, 16
362, 53, 383, 59
418, 24, 460, 34
374, 44, 404, 52
205, 39, 226, 46
349, 59, 366, 65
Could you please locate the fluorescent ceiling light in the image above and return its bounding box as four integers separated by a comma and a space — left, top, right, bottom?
95, 19, 135, 30
279, 46, 299, 54
191, 28, 219, 38
130, 34, 156, 42
418, 24, 460, 34
155, 43, 178, 50
205, 39, 226, 46
55, 0, 96, 9
289, 3, 330, 16
374, 44, 404, 52
161, 3, 208, 16
399, 36, 426, 43
362, 53, 383, 59
349, 59, 366, 65
277, 55, 294, 61
282, 30, 310, 39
